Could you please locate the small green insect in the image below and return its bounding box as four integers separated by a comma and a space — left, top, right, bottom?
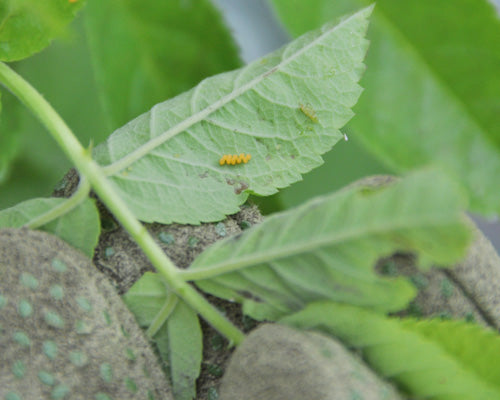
299, 103, 318, 123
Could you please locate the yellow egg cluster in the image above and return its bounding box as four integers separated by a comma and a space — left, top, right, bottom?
219, 153, 252, 166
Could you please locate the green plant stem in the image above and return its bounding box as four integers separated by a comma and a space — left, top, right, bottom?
0, 61, 245, 345
26, 176, 91, 229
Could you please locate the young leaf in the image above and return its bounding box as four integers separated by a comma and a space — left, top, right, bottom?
85, 0, 241, 132
0, 197, 100, 257
186, 169, 470, 321
154, 301, 203, 400
0, 0, 85, 61
282, 302, 500, 399
124, 273, 203, 399
92, 6, 373, 224
122, 271, 167, 327
271, 0, 500, 217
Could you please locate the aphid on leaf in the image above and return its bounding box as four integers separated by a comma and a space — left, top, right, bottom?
299, 104, 318, 123
219, 153, 251, 166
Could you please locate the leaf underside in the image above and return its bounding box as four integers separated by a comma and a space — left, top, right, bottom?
188, 169, 470, 321
0, 197, 100, 257
123, 273, 202, 400
93, 7, 373, 224
282, 302, 500, 400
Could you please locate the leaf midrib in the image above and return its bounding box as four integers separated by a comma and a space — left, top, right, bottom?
101, 10, 363, 176
184, 212, 459, 280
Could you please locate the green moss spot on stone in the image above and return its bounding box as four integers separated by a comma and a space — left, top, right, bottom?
440, 278, 454, 299
207, 387, 219, 400
142, 366, 150, 378
349, 390, 363, 400
44, 310, 65, 329
379, 260, 397, 276
239, 220, 251, 230
438, 311, 452, 320
18, 299, 33, 318
407, 301, 422, 317
147, 390, 155, 400
103, 310, 112, 325
0, 294, 7, 309
69, 351, 88, 367
215, 222, 226, 237
38, 370, 55, 386
13, 331, 31, 348
75, 319, 93, 335
125, 348, 136, 362
104, 247, 115, 258
125, 377, 137, 393
211, 334, 225, 351
188, 236, 199, 248
19, 273, 39, 289
49, 285, 64, 300
101, 217, 118, 231
43, 341, 58, 360
76, 296, 92, 312
51, 259, 67, 273
410, 273, 428, 289
120, 325, 130, 338
51, 384, 70, 399
95, 393, 113, 400
5, 392, 22, 400
100, 363, 113, 383
465, 312, 475, 323
206, 363, 224, 377
12, 360, 26, 378
158, 232, 175, 245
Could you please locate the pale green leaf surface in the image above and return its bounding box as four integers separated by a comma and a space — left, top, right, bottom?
282, 302, 500, 399
188, 169, 470, 321
0, 0, 85, 61
270, 0, 500, 216
85, 0, 241, 132
0, 197, 100, 257
154, 300, 202, 400
93, 7, 372, 224
0, 89, 20, 184
122, 271, 167, 327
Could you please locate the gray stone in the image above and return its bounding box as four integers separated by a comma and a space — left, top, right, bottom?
0, 228, 173, 400
220, 324, 403, 400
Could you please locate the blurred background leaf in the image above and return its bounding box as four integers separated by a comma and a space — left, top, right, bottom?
84, 0, 241, 132
0, 0, 85, 61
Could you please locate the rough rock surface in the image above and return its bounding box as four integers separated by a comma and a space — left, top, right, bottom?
0, 228, 173, 400
219, 323, 403, 400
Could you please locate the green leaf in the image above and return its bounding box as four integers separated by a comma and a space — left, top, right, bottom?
85, 0, 241, 132
0, 0, 85, 61
122, 271, 167, 327
92, 6, 373, 224
270, 0, 500, 217
187, 169, 470, 321
0, 89, 20, 184
0, 197, 100, 257
123, 273, 203, 399
282, 302, 500, 399
154, 300, 203, 400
